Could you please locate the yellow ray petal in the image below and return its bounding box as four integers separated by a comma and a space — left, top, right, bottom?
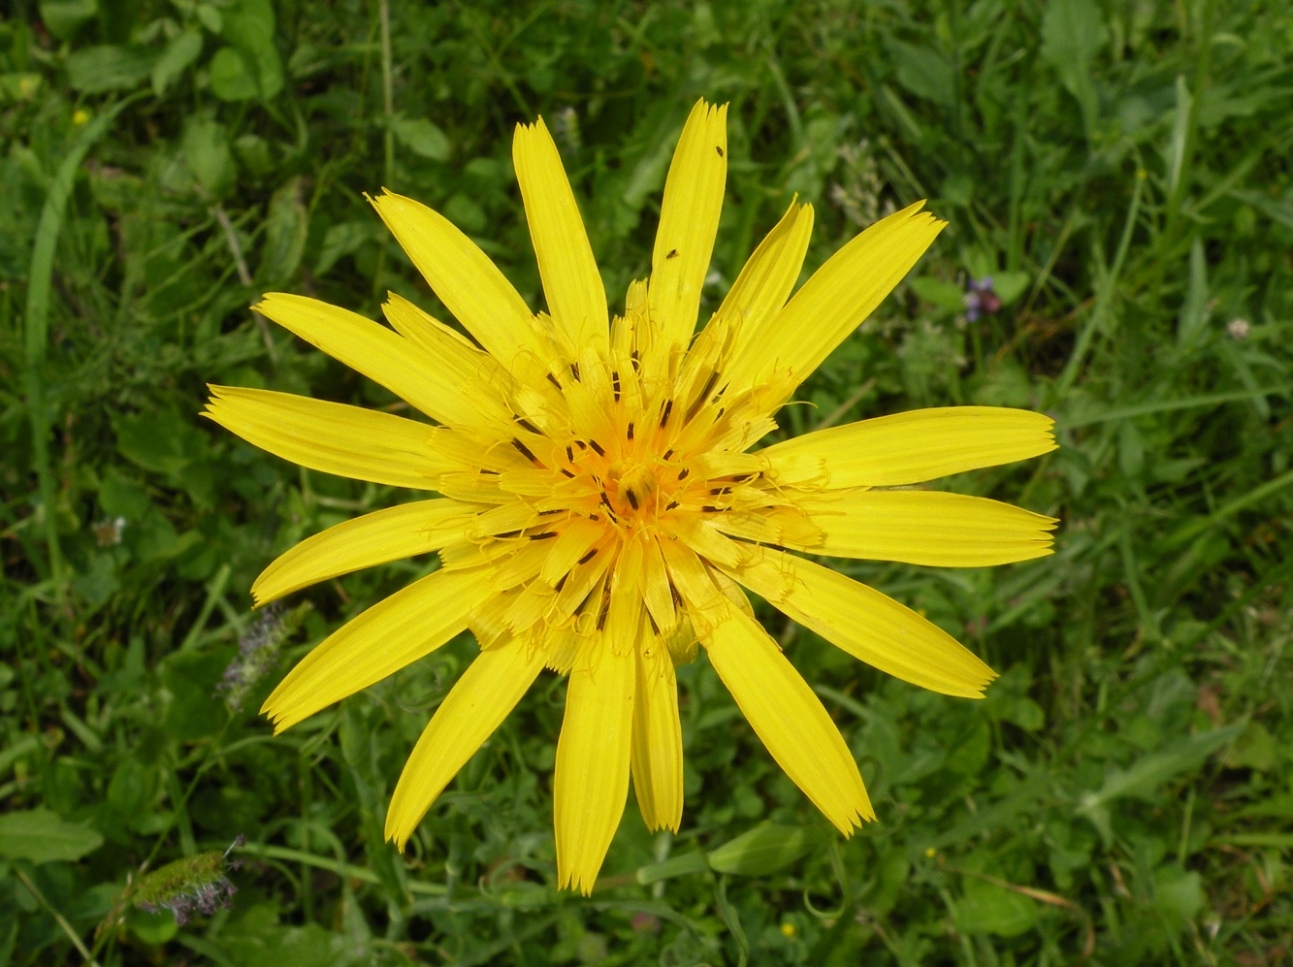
648, 99, 728, 355
717, 546, 996, 698
203, 385, 454, 490
369, 190, 543, 373
539, 518, 605, 585
726, 201, 945, 401
719, 199, 814, 352
261, 566, 491, 732
638, 535, 678, 636
385, 635, 545, 850
702, 602, 872, 834
631, 635, 683, 832
657, 536, 727, 635
554, 642, 636, 894
793, 491, 1058, 567
252, 499, 482, 607
513, 117, 609, 353
761, 406, 1057, 488
254, 293, 466, 428
606, 536, 643, 649
381, 293, 516, 428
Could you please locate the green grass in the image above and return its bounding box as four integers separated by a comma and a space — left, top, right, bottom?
3, 0, 1292, 963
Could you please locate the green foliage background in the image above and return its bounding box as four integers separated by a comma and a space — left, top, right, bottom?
3, 0, 1292, 963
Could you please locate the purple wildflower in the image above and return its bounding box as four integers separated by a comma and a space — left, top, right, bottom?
964, 276, 1002, 322
219, 603, 308, 710
134, 836, 245, 926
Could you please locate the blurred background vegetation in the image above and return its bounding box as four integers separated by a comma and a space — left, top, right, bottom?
2, 0, 1292, 963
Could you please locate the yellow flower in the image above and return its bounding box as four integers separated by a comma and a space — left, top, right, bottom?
204, 99, 1057, 894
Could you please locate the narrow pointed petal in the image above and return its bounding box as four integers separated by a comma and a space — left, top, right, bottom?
252, 499, 481, 606
204, 385, 455, 489
702, 603, 873, 834
726, 201, 945, 401
717, 546, 996, 697
762, 406, 1058, 488
381, 293, 516, 428
648, 99, 728, 354
513, 118, 609, 352
657, 536, 728, 634
638, 535, 678, 636
369, 190, 543, 372
719, 199, 814, 350
554, 643, 635, 894
605, 537, 644, 648
261, 566, 491, 732
256, 293, 476, 427
385, 636, 545, 849
631, 641, 684, 832
793, 491, 1058, 567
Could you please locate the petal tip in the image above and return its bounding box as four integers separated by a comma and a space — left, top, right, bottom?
262, 710, 292, 736
368, 188, 402, 212
383, 820, 410, 852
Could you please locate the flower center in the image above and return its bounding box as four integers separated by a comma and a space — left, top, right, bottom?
604, 461, 666, 523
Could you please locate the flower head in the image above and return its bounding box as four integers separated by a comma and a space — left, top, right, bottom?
204, 99, 1057, 894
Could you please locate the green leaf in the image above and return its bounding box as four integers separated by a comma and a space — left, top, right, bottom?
210, 39, 283, 101
909, 276, 966, 313
0, 808, 103, 863
127, 908, 179, 945
391, 116, 452, 161
234, 132, 275, 175
635, 851, 709, 885
1041, 0, 1107, 137
1003, 697, 1045, 732
955, 874, 1041, 937
1151, 864, 1204, 931
1040, 0, 1107, 71
195, 2, 223, 33
180, 116, 235, 198
713, 876, 750, 965
1221, 721, 1277, 772
99, 471, 149, 519
209, 46, 259, 101
152, 28, 203, 96
1077, 724, 1243, 842
71, 553, 119, 608
444, 193, 486, 234
106, 756, 157, 822
314, 221, 376, 277
220, 0, 276, 49
244, 37, 284, 99
257, 177, 308, 286
161, 651, 231, 742
40, 0, 98, 40
992, 271, 1030, 306
115, 410, 190, 476
1176, 237, 1209, 349
217, 0, 283, 100
1083, 724, 1242, 808
707, 823, 814, 876
65, 45, 158, 93
891, 40, 955, 107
